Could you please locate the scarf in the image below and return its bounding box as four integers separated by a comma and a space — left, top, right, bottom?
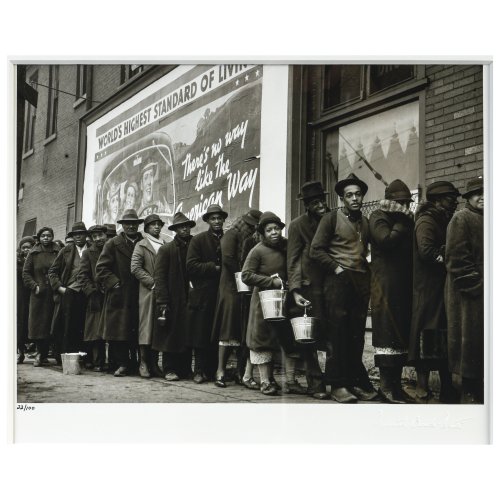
379, 199, 413, 218
145, 233, 164, 254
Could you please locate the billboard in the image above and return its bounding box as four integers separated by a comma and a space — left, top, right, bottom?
83, 65, 263, 238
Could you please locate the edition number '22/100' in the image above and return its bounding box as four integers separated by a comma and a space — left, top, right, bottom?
17, 404, 35, 411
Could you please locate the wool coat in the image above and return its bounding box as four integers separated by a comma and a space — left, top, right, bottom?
48, 243, 88, 339
22, 243, 59, 340
186, 228, 223, 349
131, 237, 164, 345
287, 212, 327, 323
445, 205, 484, 379
17, 254, 31, 345
153, 235, 192, 353
211, 223, 252, 343
241, 239, 289, 352
77, 243, 104, 342
408, 203, 450, 364
369, 208, 414, 357
95, 232, 143, 342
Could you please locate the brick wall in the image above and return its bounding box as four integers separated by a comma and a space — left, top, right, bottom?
17, 64, 124, 241
424, 65, 483, 194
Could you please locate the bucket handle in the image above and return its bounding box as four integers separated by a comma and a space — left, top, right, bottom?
303, 307, 309, 319
270, 273, 284, 290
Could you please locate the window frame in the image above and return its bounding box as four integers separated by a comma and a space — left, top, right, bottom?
23, 70, 38, 156
74, 64, 88, 108
45, 65, 59, 140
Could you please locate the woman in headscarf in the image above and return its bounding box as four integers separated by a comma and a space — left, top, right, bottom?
17, 236, 35, 364
369, 180, 415, 403
22, 227, 60, 366
211, 209, 261, 387
241, 212, 307, 396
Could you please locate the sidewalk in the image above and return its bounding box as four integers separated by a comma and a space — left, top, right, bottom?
16, 333, 441, 404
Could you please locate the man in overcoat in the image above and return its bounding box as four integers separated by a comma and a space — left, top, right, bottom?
310, 174, 378, 403
445, 177, 484, 403
131, 213, 166, 378
48, 222, 90, 357
95, 209, 144, 377
77, 225, 108, 371
186, 204, 226, 383
153, 212, 196, 381
287, 181, 330, 400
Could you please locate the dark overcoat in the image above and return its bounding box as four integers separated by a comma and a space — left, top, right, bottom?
211, 225, 251, 343
131, 238, 164, 345
287, 212, 326, 323
95, 232, 143, 342
408, 203, 450, 363
22, 243, 59, 340
186, 228, 223, 349
48, 243, 87, 339
241, 239, 288, 352
17, 254, 31, 345
78, 243, 104, 342
152, 235, 192, 352
369, 208, 414, 352
445, 205, 484, 379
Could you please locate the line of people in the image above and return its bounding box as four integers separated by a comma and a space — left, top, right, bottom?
17, 173, 484, 404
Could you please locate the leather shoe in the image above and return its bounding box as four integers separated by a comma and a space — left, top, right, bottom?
331, 387, 357, 403
164, 371, 180, 381
113, 366, 128, 377
269, 378, 281, 391
139, 361, 151, 378
214, 377, 227, 388
193, 372, 207, 384
33, 354, 42, 367
378, 388, 405, 404
350, 386, 379, 401
242, 377, 260, 390
312, 391, 329, 400
260, 382, 278, 396
17, 353, 25, 364
93, 366, 105, 373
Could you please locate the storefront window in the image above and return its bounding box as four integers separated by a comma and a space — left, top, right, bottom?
323, 65, 362, 109
324, 100, 419, 204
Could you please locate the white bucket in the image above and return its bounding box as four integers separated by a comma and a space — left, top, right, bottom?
234, 272, 251, 293
291, 309, 318, 344
259, 289, 287, 321
61, 352, 86, 375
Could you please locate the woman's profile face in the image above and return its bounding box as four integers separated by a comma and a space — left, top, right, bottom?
264, 223, 281, 244
39, 230, 53, 246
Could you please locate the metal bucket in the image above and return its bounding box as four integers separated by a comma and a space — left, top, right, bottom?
234, 272, 251, 294
61, 352, 86, 375
259, 289, 287, 321
291, 309, 318, 344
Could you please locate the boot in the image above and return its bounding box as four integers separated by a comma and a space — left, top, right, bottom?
139, 345, 151, 378
17, 351, 25, 364
392, 366, 415, 403
378, 367, 405, 404
149, 350, 164, 378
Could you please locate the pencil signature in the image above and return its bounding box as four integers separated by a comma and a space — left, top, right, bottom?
378, 410, 473, 430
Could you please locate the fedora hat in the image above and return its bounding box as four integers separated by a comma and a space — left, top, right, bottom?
335, 173, 368, 197
297, 181, 329, 200
242, 209, 262, 227
117, 209, 144, 224
143, 214, 165, 228
426, 181, 460, 199
88, 224, 108, 234
168, 212, 196, 231
385, 179, 413, 202
67, 221, 88, 237
202, 204, 228, 222
257, 211, 285, 234
462, 176, 483, 199
104, 224, 117, 237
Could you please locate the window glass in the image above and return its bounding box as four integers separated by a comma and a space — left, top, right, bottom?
324, 101, 419, 203
369, 65, 414, 95
323, 65, 362, 109
22, 218, 37, 237
46, 65, 59, 137
23, 71, 38, 152
76, 65, 87, 99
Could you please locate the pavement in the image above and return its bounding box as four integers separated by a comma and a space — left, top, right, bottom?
16, 333, 443, 404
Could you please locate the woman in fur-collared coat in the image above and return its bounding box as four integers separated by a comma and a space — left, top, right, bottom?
445, 177, 484, 403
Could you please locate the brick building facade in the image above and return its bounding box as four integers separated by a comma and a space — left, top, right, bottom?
16, 63, 484, 241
